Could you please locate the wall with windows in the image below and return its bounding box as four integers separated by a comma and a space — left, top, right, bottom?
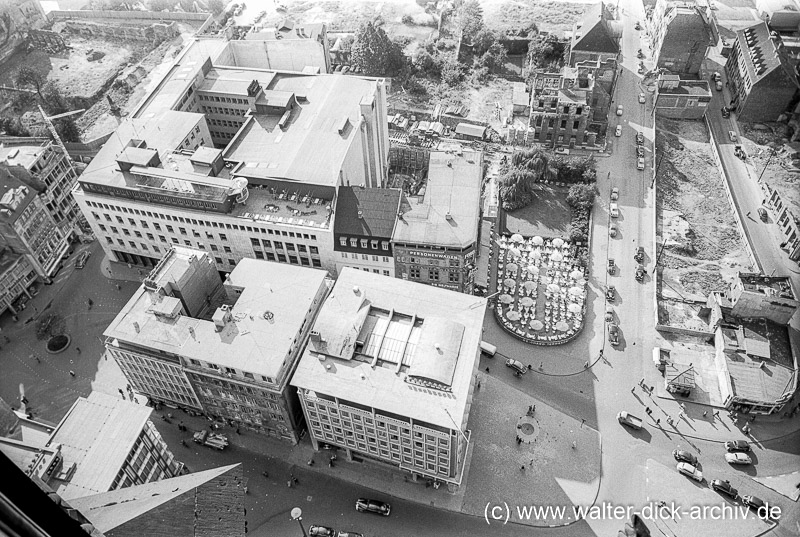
0, 253, 36, 316
7, 195, 69, 278
393, 244, 476, 294
334, 233, 394, 277
110, 421, 182, 490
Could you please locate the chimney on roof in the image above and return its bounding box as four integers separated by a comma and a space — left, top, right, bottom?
353, 286, 360, 294
357, 210, 363, 219
310, 330, 321, 342
212, 305, 232, 332
445, 212, 454, 222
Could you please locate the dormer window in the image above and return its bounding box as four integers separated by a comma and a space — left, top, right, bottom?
339, 237, 347, 246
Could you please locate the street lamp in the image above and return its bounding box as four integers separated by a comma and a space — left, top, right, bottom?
290, 507, 307, 537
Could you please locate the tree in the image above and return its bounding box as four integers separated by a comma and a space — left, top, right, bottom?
498, 150, 552, 210
440, 57, 464, 86
460, 0, 484, 38
350, 22, 405, 76
478, 41, 507, 72
566, 183, 596, 210
15, 67, 45, 98
207, 0, 224, 14
527, 34, 567, 71
471, 28, 496, 56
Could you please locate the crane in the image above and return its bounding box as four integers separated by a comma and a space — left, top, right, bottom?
37, 104, 84, 158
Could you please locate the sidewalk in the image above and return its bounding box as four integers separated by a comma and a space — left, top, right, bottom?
100, 257, 151, 283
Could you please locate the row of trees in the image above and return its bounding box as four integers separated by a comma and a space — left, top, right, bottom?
566, 183, 595, 243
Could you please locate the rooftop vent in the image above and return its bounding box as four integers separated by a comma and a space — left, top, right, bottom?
337, 117, 350, 134
357, 210, 363, 219
445, 212, 454, 222
353, 286, 360, 294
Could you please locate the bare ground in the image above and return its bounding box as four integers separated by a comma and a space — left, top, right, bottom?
655, 117, 753, 304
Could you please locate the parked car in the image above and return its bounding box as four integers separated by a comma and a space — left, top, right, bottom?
608, 323, 620, 345
355, 498, 391, 516
676, 462, 703, 481
74, 251, 91, 269
741, 495, 765, 511
616, 105, 624, 116
607, 259, 615, 275
673, 449, 697, 465
716, 80, 723, 91
728, 130, 737, 142
635, 21, 642, 30
721, 106, 730, 118
605, 305, 614, 322
610, 203, 619, 218
606, 285, 616, 301
725, 452, 752, 465
734, 145, 746, 160
758, 207, 768, 221
617, 411, 643, 429
710, 479, 738, 499
309, 526, 336, 537
636, 146, 644, 158
635, 264, 645, 282
609, 222, 617, 237
725, 440, 751, 452
611, 187, 619, 200
634, 246, 645, 263
615, 124, 622, 137
712, 71, 721, 82
638, 92, 646, 104
505, 359, 527, 376
337, 532, 364, 537
636, 132, 644, 145
637, 48, 645, 58
637, 157, 645, 170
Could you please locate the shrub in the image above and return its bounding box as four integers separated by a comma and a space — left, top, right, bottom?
401, 14, 414, 25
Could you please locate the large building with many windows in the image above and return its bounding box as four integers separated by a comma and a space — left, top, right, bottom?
105, 246, 329, 443
291, 268, 487, 490
0, 247, 37, 317
74, 38, 389, 276
392, 150, 483, 294
0, 165, 70, 280
651, 0, 717, 75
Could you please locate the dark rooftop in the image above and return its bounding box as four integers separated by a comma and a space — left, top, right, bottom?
334, 186, 401, 238
738, 272, 796, 300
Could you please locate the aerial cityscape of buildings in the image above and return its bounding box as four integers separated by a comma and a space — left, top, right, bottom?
2, 0, 800, 535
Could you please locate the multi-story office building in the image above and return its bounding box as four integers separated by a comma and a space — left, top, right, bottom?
651, 0, 717, 75
105, 246, 329, 443
0, 247, 37, 317
333, 185, 401, 277
655, 74, 712, 119
291, 268, 487, 490
74, 38, 389, 276
1, 140, 85, 239
725, 21, 800, 122
0, 165, 70, 280
392, 151, 482, 294
0, 392, 182, 501
568, 2, 620, 66
764, 181, 800, 262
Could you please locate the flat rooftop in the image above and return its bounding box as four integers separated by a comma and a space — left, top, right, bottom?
105, 252, 328, 379
738, 273, 797, 301
392, 150, 482, 249
198, 68, 276, 96
658, 81, 712, 96
0, 144, 45, 169
47, 392, 152, 500
721, 318, 794, 404
291, 268, 487, 430
230, 185, 332, 228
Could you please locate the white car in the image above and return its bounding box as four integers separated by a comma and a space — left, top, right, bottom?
677, 462, 703, 482
638, 93, 646, 104
725, 452, 752, 465
616, 105, 623, 116
716, 80, 723, 91
729, 130, 737, 142
615, 124, 622, 137
611, 187, 619, 200
610, 203, 619, 218
637, 157, 645, 170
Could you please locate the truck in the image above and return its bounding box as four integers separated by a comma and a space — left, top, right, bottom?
193, 430, 229, 450
617, 411, 643, 430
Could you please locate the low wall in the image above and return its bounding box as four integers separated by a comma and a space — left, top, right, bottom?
48, 10, 209, 23
655, 324, 714, 339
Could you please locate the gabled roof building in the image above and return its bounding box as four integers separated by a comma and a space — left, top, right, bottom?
651, 0, 717, 75
568, 2, 620, 66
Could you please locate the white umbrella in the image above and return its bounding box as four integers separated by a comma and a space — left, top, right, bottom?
552, 238, 564, 248
570, 269, 583, 280
568, 303, 582, 313
574, 278, 587, 287
555, 320, 570, 332
507, 310, 521, 321
510, 233, 524, 243
530, 319, 544, 331
550, 251, 564, 262
526, 265, 539, 276
499, 294, 514, 304
547, 283, 560, 294
523, 280, 537, 292
569, 286, 583, 297
503, 278, 517, 288
520, 296, 534, 308
507, 262, 519, 273
531, 250, 542, 260
532, 236, 544, 245
507, 247, 521, 258
561, 241, 571, 249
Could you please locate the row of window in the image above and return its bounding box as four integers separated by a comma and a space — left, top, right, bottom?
254, 249, 322, 267
339, 237, 390, 250
533, 116, 582, 130
187, 360, 275, 385
408, 267, 460, 283
340, 252, 390, 263
534, 101, 584, 115
199, 94, 248, 104
203, 107, 246, 118
210, 130, 236, 140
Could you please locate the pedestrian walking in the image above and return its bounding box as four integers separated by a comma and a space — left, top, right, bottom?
521, 465, 525, 471
33, 355, 40, 364
702, 411, 707, 417
656, 418, 661, 426
571, 440, 577, 449
75, 347, 81, 354
714, 411, 720, 419
69, 370, 75, 377
3, 335, 9, 343
485, 367, 490, 373
639, 378, 645, 387
581, 418, 586, 428
584, 361, 589, 369
631, 386, 636, 393
645, 407, 652, 415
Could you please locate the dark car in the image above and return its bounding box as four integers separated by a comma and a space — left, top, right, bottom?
74, 251, 91, 269
725, 440, 751, 452
710, 479, 738, 499
355, 498, 391, 516
608, 324, 619, 346
606, 286, 616, 302
721, 107, 730, 118
309, 526, 336, 537
636, 131, 644, 145
742, 495, 765, 511
636, 146, 645, 158
672, 449, 697, 465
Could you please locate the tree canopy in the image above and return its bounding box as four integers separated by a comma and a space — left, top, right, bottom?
350, 22, 405, 76
15, 67, 45, 98
460, 0, 484, 38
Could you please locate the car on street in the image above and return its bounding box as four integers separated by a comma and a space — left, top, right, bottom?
605, 305, 614, 322
673, 449, 697, 465
615, 124, 622, 137
607, 259, 615, 274
337, 532, 364, 537
74, 251, 91, 269
634, 246, 645, 263
716, 80, 723, 91
725, 452, 752, 465
616, 105, 623, 116
636, 131, 644, 145
611, 187, 619, 200
638, 93, 646, 104
728, 130, 737, 142
725, 440, 751, 452
721, 106, 730, 118
741, 495, 765, 511
606, 285, 616, 301
635, 21, 642, 30
636, 146, 645, 158
712, 71, 721, 82
309, 526, 336, 537
609, 222, 617, 237
608, 323, 619, 345
617, 411, 643, 429
610, 203, 619, 217
355, 498, 391, 516
637, 157, 645, 170
758, 207, 768, 221
635, 264, 645, 282
505, 359, 527, 376
710, 479, 738, 499
676, 462, 703, 482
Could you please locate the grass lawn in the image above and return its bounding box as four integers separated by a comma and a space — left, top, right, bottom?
503, 184, 572, 238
